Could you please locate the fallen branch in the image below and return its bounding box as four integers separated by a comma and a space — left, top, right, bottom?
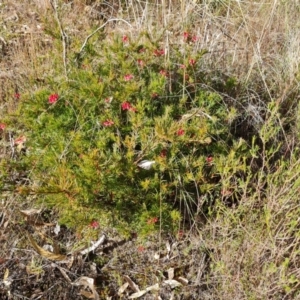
80, 234, 106, 255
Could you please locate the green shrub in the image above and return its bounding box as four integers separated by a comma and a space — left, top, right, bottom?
15, 32, 250, 235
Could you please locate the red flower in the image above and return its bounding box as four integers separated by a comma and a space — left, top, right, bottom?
14, 93, 20, 99
103, 119, 114, 127
178, 230, 184, 239
160, 149, 167, 158
121, 101, 132, 110
137, 245, 145, 252
221, 189, 232, 197
137, 59, 145, 68
124, 74, 134, 81
159, 70, 168, 77
177, 128, 185, 136
179, 64, 186, 69
122, 35, 128, 43
183, 31, 190, 41
147, 217, 158, 225
206, 156, 213, 164
104, 97, 113, 103
151, 93, 159, 99
121, 101, 137, 112
153, 49, 165, 56
48, 93, 59, 104
15, 135, 26, 145
206, 156, 213, 166
89, 220, 99, 229
189, 59, 196, 66
0, 123, 6, 130
191, 35, 198, 42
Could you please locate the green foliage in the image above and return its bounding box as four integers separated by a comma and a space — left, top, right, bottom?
14, 32, 251, 235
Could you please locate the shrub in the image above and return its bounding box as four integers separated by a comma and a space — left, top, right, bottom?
14, 32, 250, 236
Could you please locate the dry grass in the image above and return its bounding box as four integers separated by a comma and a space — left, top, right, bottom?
1, 0, 300, 299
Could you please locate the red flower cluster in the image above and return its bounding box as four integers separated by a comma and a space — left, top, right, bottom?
178, 230, 184, 239
137, 245, 145, 252
159, 70, 168, 77
89, 220, 99, 229
48, 93, 59, 104
137, 59, 145, 68
124, 74, 134, 81
104, 97, 112, 103
191, 35, 199, 42
183, 31, 199, 43
154, 49, 165, 56
0, 123, 6, 130
206, 156, 213, 163
177, 128, 185, 136
147, 217, 158, 225
121, 101, 131, 110
189, 59, 196, 66
160, 149, 167, 158
221, 189, 232, 197
122, 35, 129, 43
14, 93, 21, 99
15, 135, 26, 145
103, 120, 114, 127
151, 93, 159, 99
121, 101, 137, 112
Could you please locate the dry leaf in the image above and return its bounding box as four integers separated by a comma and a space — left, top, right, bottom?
128, 290, 147, 299
20, 208, 42, 216
66, 255, 74, 269
177, 277, 188, 285
145, 283, 159, 292
128, 283, 159, 299
3, 268, 9, 280
163, 279, 182, 289
166, 241, 171, 252
53, 223, 61, 235
3, 268, 11, 288
167, 268, 174, 280
79, 290, 95, 299
154, 252, 160, 260
27, 233, 67, 261
74, 276, 94, 287
73, 276, 99, 300
123, 275, 140, 292
118, 282, 129, 295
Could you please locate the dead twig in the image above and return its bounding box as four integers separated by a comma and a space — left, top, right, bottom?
80, 234, 106, 255
50, 0, 68, 79
78, 18, 132, 55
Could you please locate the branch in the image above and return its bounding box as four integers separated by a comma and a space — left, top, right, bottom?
78, 18, 132, 55
51, 0, 68, 79
80, 234, 106, 255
